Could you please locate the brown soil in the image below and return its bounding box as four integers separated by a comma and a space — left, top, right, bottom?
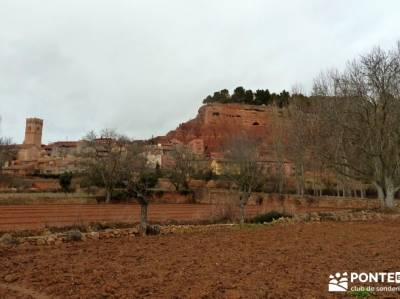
0, 203, 345, 231
1, 221, 400, 298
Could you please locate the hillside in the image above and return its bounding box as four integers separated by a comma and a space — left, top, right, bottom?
157, 103, 287, 155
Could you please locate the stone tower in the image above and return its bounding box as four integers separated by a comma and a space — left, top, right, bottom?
23, 118, 43, 147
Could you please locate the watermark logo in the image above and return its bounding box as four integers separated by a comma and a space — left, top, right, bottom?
328, 272, 400, 293
328, 272, 348, 292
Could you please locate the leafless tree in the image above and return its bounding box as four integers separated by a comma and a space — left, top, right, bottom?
291, 83, 307, 97
270, 109, 288, 194
124, 142, 159, 235
223, 134, 266, 224
311, 42, 400, 208
287, 97, 310, 196
167, 144, 201, 192
80, 129, 129, 203
0, 137, 16, 179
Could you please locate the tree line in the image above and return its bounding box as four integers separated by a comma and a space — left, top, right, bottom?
204, 41, 400, 210
77, 130, 212, 234
203, 86, 290, 108
288, 41, 400, 209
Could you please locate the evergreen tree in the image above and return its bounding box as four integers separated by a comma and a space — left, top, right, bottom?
231, 86, 246, 103
254, 89, 271, 105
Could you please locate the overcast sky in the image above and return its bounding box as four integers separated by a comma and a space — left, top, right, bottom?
0, 0, 399, 144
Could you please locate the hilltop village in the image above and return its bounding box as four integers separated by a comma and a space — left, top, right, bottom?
2, 98, 370, 198
4, 103, 291, 176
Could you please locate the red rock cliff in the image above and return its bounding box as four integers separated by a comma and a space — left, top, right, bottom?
158, 103, 284, 155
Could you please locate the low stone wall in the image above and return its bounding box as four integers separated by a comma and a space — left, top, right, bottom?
275, 209, 400, 224
0, 228, 139, 247
0, 224, 236, 247
2, 210, 400, 247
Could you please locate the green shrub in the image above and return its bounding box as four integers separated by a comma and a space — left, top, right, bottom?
348, 289, 375, 298
65, 230, 84, 241
146, 225, 161, 235
59, 172, 73, 192
248, 211, 287, 224
111, 189, 131, 202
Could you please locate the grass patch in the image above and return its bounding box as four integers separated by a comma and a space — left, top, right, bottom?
348, 289, 376, 298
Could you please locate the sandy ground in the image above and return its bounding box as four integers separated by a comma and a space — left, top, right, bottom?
1, 220, 400, 298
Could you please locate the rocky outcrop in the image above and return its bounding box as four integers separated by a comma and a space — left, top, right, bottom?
158, 103, 285, 154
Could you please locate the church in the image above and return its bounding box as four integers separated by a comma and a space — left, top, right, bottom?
4, 118, 82, 176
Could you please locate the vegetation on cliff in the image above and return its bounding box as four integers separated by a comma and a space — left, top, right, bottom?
203, 86, 291, 108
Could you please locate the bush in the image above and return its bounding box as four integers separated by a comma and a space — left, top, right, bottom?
59, 172, 73, 192
248, 211, 287, 224
65, 230, 84, 241
111, 189, 131, 202
146, 225, 161, 235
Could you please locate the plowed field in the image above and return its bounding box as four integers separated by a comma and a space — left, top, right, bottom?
1, 221, 399, 298
0, 203, 350, 231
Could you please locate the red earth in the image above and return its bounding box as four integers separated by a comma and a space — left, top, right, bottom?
0, 203, 350, 231
0, 203, 257, 231
1, 220, 400, 298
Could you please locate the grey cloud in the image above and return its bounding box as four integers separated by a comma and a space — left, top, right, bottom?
0, 0, 399, 143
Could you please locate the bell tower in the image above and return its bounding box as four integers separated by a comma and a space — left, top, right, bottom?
23, 118, 43, 147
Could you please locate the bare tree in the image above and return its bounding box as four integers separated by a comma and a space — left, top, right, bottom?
80, 129, 129, 203
270, 109, 287, 194
223, 134, 265, 224
167, 144, 201, 192
291, 83, 307, 97
124, 142, 159, 235
0, 137, 16, 179
287, 97, 309, 196
311, 42, 400, 208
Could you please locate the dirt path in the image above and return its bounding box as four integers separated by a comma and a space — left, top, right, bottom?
1, 221, 399, 298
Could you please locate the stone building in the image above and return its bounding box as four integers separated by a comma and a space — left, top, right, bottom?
4, 103, 293, 178
4, 118, 82, 176
17, 118, 43, 162
156, 103, 293, 175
